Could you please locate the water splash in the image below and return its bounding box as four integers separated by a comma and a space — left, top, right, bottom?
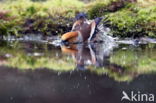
2, 34, 43, 41
51, 24, 116, 48
95, 24, 116, 47
50, 39, 62, 46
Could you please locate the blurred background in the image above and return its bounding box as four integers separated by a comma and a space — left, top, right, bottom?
0, 0, 156, 38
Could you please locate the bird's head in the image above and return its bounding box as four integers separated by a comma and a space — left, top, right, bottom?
75, 12, 87, 21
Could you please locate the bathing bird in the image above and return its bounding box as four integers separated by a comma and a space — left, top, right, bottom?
61, 13, 103, 45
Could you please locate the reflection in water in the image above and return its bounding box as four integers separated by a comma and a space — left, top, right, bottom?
61, 44, 124, 73
0, 40, 156, 103
0, 41, 156, 82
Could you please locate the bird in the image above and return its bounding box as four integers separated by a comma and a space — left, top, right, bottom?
61, 13, 103, 45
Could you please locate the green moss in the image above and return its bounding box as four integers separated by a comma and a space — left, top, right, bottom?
0, 19, 22, 36
88, 3, 107, 18
87, 0, 156, 37
107, 5, 156, 37
0, 0, 84, 36
0, 0, 156, 37
1, 0, 84, 17
108, 9, 138, 37
87, 0, 118, 18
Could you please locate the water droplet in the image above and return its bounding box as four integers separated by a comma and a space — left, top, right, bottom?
10, 97, 14, 100
57, 72, 61, 76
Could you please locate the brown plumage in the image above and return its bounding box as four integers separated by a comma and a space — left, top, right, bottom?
61, 32, 78, 43
73, 19, 92, 41
61, 13, 101, 44
61, 20, 94, 43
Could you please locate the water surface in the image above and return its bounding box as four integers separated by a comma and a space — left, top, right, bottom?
0, 40, 156, 103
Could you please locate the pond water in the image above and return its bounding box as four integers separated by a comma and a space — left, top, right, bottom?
0, 39, 156, 103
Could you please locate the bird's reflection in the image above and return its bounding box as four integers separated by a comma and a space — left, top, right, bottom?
61, 43, 124, 72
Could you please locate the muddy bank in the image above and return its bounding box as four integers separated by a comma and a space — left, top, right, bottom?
0, 11, 73, 36
21, 17, 73, 36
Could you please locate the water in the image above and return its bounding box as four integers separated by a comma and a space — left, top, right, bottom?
0, 38, 156, 103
